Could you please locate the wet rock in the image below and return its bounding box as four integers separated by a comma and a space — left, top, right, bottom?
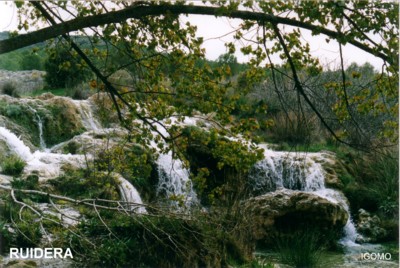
244, 189, 348, 243
355, 209, 388, 243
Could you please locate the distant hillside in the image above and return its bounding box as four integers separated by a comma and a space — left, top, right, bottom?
0, 31, 47, 71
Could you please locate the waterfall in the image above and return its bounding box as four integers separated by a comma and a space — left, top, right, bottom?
249, 144, 358, 244
0, 126, 33, 161
249, 149, 325, 193
0, 126, 87, 179
156, 152, 198, 208
27, 105, 46, 149
73, 100, 101, 131
115, 175, 147, 214
149, 117, 200, 209
0, 125, 147, 213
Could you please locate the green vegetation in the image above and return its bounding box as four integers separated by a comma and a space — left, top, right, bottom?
182, 126, 263, 205
0, 1, 398, 267
274, 229, 323, 267
0, 202, 43, 251
0, 32, 46, 71
50, 170, 119, 200
26, 87, 66, 97
44, 46, 91, 88
1, 155, 25, 176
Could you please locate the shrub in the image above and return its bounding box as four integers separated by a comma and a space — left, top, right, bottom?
0, 202, 42, 249
67, 83, 92, 100
1, 82, 19, 98
5, 104, 22, 118
268, 111, 321, 145
2, 155, 26, 176
11, 175, 39, 190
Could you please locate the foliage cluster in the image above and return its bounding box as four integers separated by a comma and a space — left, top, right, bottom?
50, 209, 251, 268
181, 126, 263, 206
230, 63, 397, 149
0, 197, 43, 252
1, 155, 26, 176
0, 41, 46, 71
42, 102, 85, 146
49, 169, 119, 201
44, 46, 91, 89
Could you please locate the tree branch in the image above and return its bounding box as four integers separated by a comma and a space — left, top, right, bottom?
270, 23, 358, 148
0, 4, 393, 65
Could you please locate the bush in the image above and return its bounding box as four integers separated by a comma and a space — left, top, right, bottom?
66, 83, 92, 100
4, 104, 22, 118
268, 111, 321, 145
1, 82, 19, 98
1, 155, 26, 176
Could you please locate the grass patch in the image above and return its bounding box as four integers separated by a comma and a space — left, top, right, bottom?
273, 228, 326, 268
25, 88, 67, 97
1, 155, 26, 176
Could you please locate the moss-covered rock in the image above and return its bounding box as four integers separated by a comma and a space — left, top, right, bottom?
244, 189, 348, 246
43, 97, 85, 146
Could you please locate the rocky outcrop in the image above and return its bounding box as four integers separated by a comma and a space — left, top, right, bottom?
311, 151, 344, 189
356, 209, 388, 243
244, 189, 348, 243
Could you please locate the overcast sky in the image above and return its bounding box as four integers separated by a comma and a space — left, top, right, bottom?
0, 1, 384, 70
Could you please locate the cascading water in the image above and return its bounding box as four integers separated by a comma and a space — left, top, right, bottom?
0, 126, 33, 161
0, 99, 147, 213
0, 126, 87, 179
156, 152, 198, 208
73, 100, 101, 131
149, 116, 203, 209
27, 105, 46, 149
115, 175, 147, 214
249, 144, 358, 245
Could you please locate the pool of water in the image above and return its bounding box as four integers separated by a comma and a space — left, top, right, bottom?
256, 241, 399, 267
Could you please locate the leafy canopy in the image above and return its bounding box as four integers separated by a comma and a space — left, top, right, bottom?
3, 0, 397, 150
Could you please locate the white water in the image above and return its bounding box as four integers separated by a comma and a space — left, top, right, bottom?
0, 126, 33, 161
0, 96, 360, 244
146, 116, 201, 209
115, 175, 147, 214
249, 149, 325, 193
0, 99, 147, 214
0, 126, 87, 179
250, 144, 358, 245
27, 105, 46, 149
156, 152, 198, 208
73, 100, 101, 131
